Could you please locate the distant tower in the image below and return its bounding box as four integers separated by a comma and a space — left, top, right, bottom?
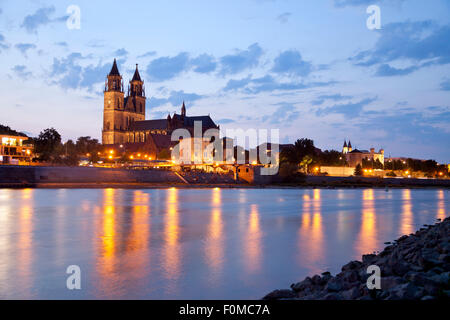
342, 140, 348, 154
348, 140, 352, 153
181, 100, 186, 118
102, 59, 124, 145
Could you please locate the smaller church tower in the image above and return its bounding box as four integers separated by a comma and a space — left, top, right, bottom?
342, 140, 348, 154
348, 140, 352, 153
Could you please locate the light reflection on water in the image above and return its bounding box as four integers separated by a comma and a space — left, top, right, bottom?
0, 188, 448, 299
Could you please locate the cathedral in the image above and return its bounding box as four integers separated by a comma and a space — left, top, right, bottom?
102, 59, 218, 148
342, 140, 384, 167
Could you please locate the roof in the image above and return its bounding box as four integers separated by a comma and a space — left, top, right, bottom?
130, 119, 168, 131
343, 140, 347, 148
349, 149, 369, 154
172, 113, 218, 129
131, 64, 142, 82
109, 59, 120, 76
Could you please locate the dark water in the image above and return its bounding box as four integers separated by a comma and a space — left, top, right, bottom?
0, 188, 448, 299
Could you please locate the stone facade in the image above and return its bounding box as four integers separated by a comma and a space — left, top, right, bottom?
102, 60, 146, 145
342, 140, 384, 167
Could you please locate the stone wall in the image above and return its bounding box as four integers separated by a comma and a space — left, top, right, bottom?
0, 165, 182, 184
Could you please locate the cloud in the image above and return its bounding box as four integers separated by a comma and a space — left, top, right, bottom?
217, 118, 236, 124
360, 106, 450, 153
12, 65, 32, 80
49, 53, 126, 91
277, 12, 291, 24
55, 41, 68, 47
148, 90, 204, 108
15, 43, 37, 57
262, 103, 299, 124
440, 79, 450, 91
190, 54, 217, 73
114, 48, 128, 57
224, 75, 253, 91
316, 97, 377, 118
375, 64, 419, 77
311, 93, 352, 106
220, 43, 263, 75
146, 52, 190, 81
224, 74, 335, 94
271, 50, 312, 77
138, 51, 157, 58
50, 53, 84, 89
0, 33, 9, 51
79, 61, 121, 92
21, 6, 68, 33
351, 21, 450, 75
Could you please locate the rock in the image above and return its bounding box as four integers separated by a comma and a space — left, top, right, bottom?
381, 276, 405, 290
320, 273, 332, 284
430, 271, 450, 285
362, 254, 377, 264
392, 261, 411, 276
323, 293, 339, 300
325, 278, 343, 292
341, 270, 359, 284
341, 287, 360, 300
389, 283, 423, 300
342, 260, 363, 272
264, 217, 450, 300
263, 289, 296, 300
311, 275, 322, 285
291, 277, 313, 292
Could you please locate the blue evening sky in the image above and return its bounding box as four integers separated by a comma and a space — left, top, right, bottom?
1, 0, 449, 162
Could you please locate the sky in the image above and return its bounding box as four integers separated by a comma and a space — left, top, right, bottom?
1, 0, 449, 162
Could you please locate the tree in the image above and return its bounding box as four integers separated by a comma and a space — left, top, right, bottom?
354, 164, 363, 176
319, 150, 347, 166
293, 138, 316, 161
34, 128, 62, 161
299, 155, 313, 173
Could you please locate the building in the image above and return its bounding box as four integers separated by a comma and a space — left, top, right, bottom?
342, 140, 384, 167
102, 59, 219, 154
0, 132, 33, 164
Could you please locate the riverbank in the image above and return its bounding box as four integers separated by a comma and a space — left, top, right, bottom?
1, 165, 449, 188
264, 217, 450, 300
1, 182, 449, 189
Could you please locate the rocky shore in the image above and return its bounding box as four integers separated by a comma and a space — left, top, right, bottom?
264, 216, 450, 300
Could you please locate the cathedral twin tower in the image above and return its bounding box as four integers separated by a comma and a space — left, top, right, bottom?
102, 59, 146, 145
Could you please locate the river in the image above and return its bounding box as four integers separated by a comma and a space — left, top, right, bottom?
0, 188, 448, 299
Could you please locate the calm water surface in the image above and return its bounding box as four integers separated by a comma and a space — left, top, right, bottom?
0, 188, 448, 299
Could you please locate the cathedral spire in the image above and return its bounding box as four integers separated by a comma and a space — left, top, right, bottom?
181, 101, 186, 117
109, 58, 120, 76
132, 63, 142, 82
